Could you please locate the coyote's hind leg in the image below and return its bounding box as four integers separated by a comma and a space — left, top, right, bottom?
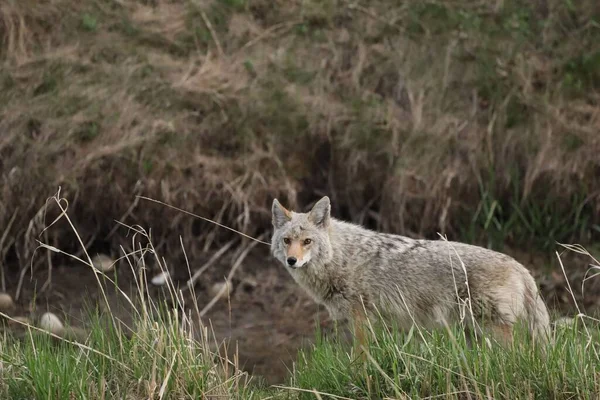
489, 321, 514, 348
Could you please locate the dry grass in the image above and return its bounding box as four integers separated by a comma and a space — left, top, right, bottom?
1, 0, 600, 277
0, 191, 257, 399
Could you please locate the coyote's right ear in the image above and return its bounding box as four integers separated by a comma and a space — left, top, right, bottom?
272, 199, 292, 229
308, 196, 331, 228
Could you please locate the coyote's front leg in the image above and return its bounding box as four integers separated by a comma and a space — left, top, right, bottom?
352, 305, 369, 361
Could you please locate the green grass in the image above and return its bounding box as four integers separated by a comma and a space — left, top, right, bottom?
0, 194, 256, 399
2, 308, 599, 399
291, 319, 600, 399
0, 309, 254, 399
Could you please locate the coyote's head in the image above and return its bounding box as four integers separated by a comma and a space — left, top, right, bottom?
270, 196, 333, 269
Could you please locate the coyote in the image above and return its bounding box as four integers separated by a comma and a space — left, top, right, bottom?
270, 196, 550, 351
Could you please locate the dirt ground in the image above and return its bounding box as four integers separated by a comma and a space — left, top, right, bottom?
2, 244, 600, 385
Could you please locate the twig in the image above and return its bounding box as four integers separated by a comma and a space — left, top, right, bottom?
39, 189, 116, 319
345, 2, 402, 32
0, 207, 18, 292
199, 236, 262, 318
555, 249, 599, 359
186, 239, 236, 290
105, 194, 141, 240
136, 196, 271, 246
199, 8, 223, 57
238, 20, 302, 52
39, 229, 53, 294
15, 257, 44, 301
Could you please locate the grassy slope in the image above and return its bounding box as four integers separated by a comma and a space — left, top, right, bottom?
1, 0, 599, 268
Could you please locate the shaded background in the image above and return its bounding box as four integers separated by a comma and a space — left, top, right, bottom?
1, 0, 600, 383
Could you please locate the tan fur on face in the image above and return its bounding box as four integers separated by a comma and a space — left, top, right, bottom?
287, 240, 305, 260
283, 237, 314, 267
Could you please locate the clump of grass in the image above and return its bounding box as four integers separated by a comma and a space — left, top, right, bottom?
291, 320, 600, 399
0, 192, 254, 399
0, 311, 249, 399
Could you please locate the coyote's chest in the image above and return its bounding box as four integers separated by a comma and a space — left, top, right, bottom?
289, 267, 329, 300
288, 265, 354, 314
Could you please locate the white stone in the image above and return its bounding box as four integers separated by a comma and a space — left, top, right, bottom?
92, 254, 115, 272
210, 280, 232, 300
39, 312, 64, 335
151, 271, 171, 286
0, 293, 15, 312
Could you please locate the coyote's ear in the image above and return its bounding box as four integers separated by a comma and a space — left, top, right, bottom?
308, 196, 331, 228
272, 199, 292, 229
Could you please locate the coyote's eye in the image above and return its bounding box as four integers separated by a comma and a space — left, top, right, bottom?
283, 238, 291, 245
304, 238, 312, 245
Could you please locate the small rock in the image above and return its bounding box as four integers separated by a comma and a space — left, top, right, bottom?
210, 280, 232, 300
151, 270, 171, 286
8, 167, 21, 183
0, 293, 15, 312
39, 312, 64, 335
92, 254, 116, 272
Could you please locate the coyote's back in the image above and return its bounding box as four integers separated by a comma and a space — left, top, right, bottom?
270, 196, 551, 346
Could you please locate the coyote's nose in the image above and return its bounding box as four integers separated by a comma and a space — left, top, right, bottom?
287, 257, 297, 266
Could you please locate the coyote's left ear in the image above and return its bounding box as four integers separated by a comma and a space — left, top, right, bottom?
308, 196, 331, 228
272, 199, 292, 229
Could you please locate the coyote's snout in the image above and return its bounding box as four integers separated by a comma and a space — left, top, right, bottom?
270, 196, 551, 352
282, 236, 312, 268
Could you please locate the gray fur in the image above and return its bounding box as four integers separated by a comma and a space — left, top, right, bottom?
272, 199, 291, 229
271, 196, 551, 344
307, 197, 331, 228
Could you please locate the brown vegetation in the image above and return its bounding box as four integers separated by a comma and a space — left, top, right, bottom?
1, 0, 600, 288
